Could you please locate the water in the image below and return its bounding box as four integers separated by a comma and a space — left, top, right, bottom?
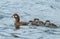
0, 0, 60, 39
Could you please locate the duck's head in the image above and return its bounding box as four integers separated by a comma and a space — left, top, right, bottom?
12, 13, 20, 19
12, 13, 20, 22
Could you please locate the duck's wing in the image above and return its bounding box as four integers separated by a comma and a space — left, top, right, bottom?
20, 22, 29, 25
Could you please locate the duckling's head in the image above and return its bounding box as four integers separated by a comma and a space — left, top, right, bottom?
45, 20, 50, 24
34, 18, 39, 21
44, 20, 50, 26
45, 20, 50, 22
29, 20, 33, 23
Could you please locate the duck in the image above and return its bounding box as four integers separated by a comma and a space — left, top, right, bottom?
29, 18, 44, 26
44, 20, 57, 28
12, 13, 29, 30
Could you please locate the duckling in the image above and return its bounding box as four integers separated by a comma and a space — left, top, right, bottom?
12, 13, 29, 30
44, 20, 57, 28
29, 20, 38, 26
29, 18, 44, 26
34, 18, 44, 26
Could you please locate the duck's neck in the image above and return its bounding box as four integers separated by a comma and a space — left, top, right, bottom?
15, 18, 20, 23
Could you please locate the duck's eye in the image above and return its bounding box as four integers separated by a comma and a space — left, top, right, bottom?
15, 16, 17, 17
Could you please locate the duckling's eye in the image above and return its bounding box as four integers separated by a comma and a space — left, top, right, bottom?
15, 16, 17, 17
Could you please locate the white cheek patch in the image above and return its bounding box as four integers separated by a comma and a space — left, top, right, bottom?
35, 20, 38, 22
46, 22, 50, 24
45, 22, 50, 26
15, 16, 17, 17
34, 20, 39, 22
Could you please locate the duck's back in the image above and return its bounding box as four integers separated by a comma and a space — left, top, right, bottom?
20, 22, 29, 25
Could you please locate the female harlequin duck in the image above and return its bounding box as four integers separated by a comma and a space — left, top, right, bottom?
29, 18, 44, 26
12, 13, 29, 30
44, 20, 57, 28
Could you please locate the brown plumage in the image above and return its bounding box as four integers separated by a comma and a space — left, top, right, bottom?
12, 13, 29, 30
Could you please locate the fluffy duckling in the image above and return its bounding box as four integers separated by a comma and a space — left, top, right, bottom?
12, 13, 29, 30
29, 18, 44, 26
29, 20, 39, 26
44, 20, 57, 28
34, 18, 44, 26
